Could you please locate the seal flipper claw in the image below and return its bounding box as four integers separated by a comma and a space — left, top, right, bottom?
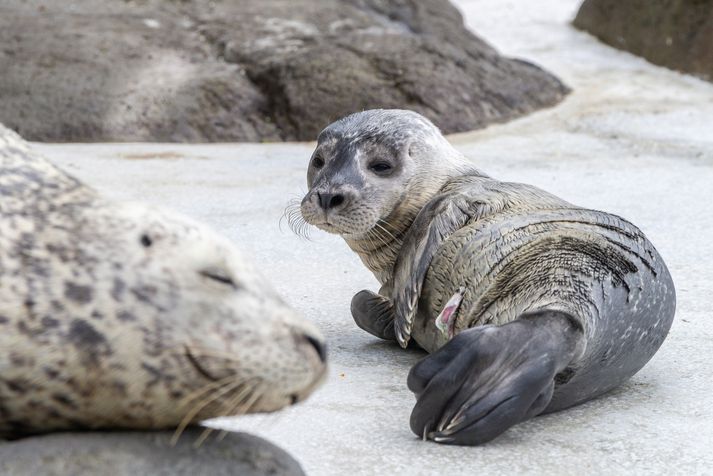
350, 290, 397, 341
408, 311, 582, 446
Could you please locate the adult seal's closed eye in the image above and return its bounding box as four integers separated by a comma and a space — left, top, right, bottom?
0, 125, 327, 439
299, 109, 675, 446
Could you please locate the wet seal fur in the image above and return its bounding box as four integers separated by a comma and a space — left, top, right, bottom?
299, 109, 675, 445
0, 125, 326, 439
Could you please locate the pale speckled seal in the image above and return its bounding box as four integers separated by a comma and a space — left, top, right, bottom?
299, 109, 675, 445
0, 125, 326, 439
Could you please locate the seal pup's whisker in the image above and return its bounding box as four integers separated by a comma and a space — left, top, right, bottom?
374, 221, 401, 243
281, 198, 314, 240
377, 218, 401, 234
368, 227, 391, 250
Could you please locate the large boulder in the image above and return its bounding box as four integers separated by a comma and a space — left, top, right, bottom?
0, 429, 305, 476
574, 0, 713, 82
0, 0, 569, 142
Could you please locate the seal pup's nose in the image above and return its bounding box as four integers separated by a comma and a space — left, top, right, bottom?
317, 192, 346, 210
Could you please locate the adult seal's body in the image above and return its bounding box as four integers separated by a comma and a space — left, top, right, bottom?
299, 109, 675, 445
0, 125, 326, 439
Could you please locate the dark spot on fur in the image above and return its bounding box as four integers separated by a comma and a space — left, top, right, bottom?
131, 285, 158, 303
91, 310, 104, 320
111, 381, 128, 397
51, 393, 78, 409
64, 282, 93, 304
117, 310, 136, 322
111, 278, 126, 301
16, 320, 42, 337
46, 242, 71, 262
142, 363, 163, 386
41, 316, 60, 328
23, 298, 36, 318
43, 367, 60, 379
68, 319, 108, 364
4, 379, 29, 393
140, 234, 153, 247
9, 353, 27, 366
0, 315, 8, 324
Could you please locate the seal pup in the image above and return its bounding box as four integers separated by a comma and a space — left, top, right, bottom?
298, 109, 675, 445
0, 125, 326, 439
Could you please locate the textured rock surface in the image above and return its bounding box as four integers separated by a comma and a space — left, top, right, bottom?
0, 429, 305, 476
0, 0, 568, 142
574, 0, 713, 82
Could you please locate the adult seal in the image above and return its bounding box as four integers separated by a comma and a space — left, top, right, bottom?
299, 109, 675, 445
0, 124, 326, 439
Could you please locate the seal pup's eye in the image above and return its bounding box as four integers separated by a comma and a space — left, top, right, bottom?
369, 162, 393, 175
312, 155, 325, 169
199, 268, 238, 289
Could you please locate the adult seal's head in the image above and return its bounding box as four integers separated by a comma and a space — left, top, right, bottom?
300, 109, 477, 283
0, 125, 327, 439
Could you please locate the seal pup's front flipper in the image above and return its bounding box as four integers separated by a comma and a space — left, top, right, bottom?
391, 191, 488, 348
351, 290, 397, 341
407, 310, 583, 446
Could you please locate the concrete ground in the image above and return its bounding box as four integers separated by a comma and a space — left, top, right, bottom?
35, 0, 713, 474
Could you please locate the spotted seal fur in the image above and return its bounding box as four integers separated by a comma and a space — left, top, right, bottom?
0, 125, 326, 439
298, 109, 675, 445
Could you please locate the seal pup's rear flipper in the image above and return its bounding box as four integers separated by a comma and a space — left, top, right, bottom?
407, 310, 583, 446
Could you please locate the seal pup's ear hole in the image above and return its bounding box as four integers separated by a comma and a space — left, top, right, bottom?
140, 234, 153, 248
406, 140, 421, 159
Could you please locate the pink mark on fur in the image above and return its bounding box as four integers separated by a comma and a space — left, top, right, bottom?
435, 286, 465, 339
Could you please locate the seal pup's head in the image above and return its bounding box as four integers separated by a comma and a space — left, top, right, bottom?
0, 126, 327, 438
299, 109, 476, 280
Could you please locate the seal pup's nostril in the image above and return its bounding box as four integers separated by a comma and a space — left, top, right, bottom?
317, 192, 346, 210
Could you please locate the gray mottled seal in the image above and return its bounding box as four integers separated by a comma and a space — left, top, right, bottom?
299, 109, 675, 445
0, 125, 326, 439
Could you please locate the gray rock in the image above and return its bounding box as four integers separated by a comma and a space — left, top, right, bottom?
0, 0, 568, 142
0, 428, 305, 476
574, 0, 713, 82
